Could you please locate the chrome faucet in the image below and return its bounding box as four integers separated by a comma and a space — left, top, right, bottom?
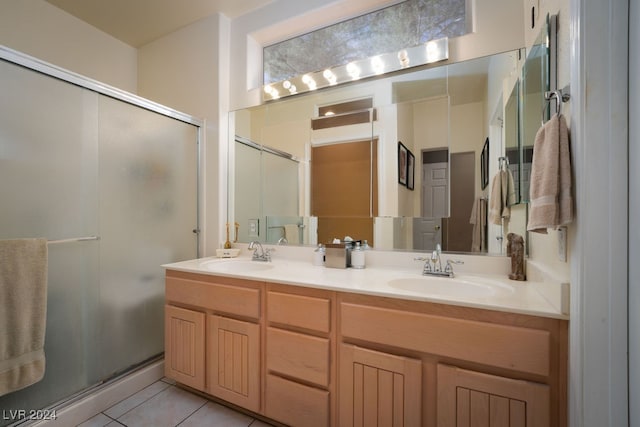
248, 241, 274, 262
414, 244, 464, 278
431, 243, 443, 272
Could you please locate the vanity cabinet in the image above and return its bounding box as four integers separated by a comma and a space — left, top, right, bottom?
164, 270, 262, 412
264, 284, 335, 427
164, 269, 567, 427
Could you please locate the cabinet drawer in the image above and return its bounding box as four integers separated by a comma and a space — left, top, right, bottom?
267, 291, 330, 333
267, 327, 330, 388
341, 302, 550, 376
265, 374, 330, 427
166, 276, 260, 319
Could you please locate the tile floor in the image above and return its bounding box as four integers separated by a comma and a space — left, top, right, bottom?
77, 378, 275, 427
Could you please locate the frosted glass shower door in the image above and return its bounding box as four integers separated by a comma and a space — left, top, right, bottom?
0, 54, 199, 422
96, 95, 198, 379
0, 59, 101, 416
263, 152, 299, 218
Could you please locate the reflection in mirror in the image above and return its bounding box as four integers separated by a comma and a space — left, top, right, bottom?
521, 16, 550, 203
504, 80, 521, 204
228, 49, 535, 255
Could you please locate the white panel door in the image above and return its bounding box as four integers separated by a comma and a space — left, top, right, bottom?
422, 162, 448, 218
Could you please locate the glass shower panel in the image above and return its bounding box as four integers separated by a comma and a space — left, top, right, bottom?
262, 152, 299, 217
96, 95, 198, 380
262, 152, 299, 243
234, 141, 262, 242
0, 59, 101, 417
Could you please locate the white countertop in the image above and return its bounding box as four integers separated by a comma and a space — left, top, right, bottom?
163, 248, 569, 320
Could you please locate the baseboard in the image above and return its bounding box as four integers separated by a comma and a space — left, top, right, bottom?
33, 359, 164, 427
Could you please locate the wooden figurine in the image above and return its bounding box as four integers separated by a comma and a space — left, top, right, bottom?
507, 233, 526, 281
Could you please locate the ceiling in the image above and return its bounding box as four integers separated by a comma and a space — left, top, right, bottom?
45, 0, 275, 47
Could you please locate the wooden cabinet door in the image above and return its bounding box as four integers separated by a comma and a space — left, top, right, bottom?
164, 305, 205, 391
207, 314, 260, 412
437, 364, 550, 427
339, 344, 421, 427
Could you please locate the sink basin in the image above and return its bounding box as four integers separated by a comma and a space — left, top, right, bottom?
201, 259, 274, 273
387, 275, 514, 298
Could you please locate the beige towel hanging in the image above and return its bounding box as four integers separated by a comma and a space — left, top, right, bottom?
0, 239, 48, 396
469, 198, 487, 252
284, 224, 300, 244
527, 113, 573, 233
488, 169, 516, 225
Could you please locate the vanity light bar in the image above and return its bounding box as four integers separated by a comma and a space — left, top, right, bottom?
263, 37, 449, 101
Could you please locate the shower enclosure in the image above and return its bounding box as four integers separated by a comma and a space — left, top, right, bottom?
0, 47, 200, 423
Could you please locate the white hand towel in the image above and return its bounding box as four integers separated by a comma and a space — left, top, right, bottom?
527, 113, 573, 233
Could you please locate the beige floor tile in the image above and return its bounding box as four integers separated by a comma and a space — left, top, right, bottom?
104, 380, 171, 419
116, 386, 206, 427
76, 413, 114, 427
179, 401, 254, 426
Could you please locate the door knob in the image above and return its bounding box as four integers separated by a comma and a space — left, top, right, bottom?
435, 225, 441, 230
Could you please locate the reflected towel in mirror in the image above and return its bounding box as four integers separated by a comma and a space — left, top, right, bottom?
284, 224, 300, 245
470, 197, 487, 252
488, 169, 516, 225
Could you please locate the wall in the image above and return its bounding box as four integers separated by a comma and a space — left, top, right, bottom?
138, 14, 228, 256
0, 0, 137, 93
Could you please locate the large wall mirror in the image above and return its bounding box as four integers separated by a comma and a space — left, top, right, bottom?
228, 22, 551, 255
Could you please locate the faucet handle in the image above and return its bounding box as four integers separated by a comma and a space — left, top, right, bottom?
264, 247, 275, 261
414, 256, 432, 274
444, 259, 464, 274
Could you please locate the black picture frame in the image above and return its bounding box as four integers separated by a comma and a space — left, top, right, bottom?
481, 138, 489, 190
398, 142, 408, 186
407, 150, 415, 190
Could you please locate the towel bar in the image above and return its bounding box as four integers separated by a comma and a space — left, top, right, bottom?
47, 236, 100, 244
542, 87, 571, 124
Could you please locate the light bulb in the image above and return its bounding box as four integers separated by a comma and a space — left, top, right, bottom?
398, 50, 410, 67
425, 41, 440, 63
371, 56, 385, 75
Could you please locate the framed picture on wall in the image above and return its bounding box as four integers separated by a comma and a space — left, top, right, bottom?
407, 150, 415, 190
481, 138, 489, 190
398, 142, 408, 186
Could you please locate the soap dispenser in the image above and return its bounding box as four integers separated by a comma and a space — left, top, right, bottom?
351, 241, 366, 269
313, 243, 325, 266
